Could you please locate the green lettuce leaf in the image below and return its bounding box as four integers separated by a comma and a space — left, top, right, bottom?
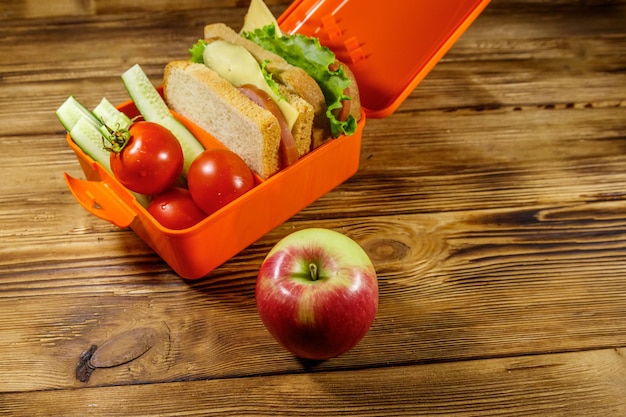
260, 60, 284, 100
242, 25, 357, 137
189, 40, 206, 63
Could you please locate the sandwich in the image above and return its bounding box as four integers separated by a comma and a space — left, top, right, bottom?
163, 0, 361, 179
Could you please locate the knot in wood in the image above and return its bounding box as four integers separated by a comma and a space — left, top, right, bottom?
362, 238, 410, 263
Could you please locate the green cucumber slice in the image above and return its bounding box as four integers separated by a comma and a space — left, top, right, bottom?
93, 97, 132, 132
56, 96, 101, 131
121, 64, 204, 174
69, 117, 112, 172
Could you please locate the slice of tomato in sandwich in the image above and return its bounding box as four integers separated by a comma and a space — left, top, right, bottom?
238, 84, 299, 169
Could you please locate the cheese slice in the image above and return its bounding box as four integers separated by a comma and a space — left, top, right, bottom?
240, 0, 282, 36
202, 40, 298, 130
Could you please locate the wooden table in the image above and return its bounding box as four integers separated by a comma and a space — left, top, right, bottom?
1, 0, 625, 415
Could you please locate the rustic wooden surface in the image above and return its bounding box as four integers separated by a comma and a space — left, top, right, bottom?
1, 0, 625, 415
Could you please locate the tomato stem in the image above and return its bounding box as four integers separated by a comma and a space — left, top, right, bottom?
101, 116, 139, 153
105, 129, 131, 153
309, 263, 319, 281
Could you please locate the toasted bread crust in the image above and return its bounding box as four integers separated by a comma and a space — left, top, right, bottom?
164, 60, 281, 178
277, 86, 314, 157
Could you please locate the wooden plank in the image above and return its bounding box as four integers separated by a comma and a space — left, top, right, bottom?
1, 2, 624, 136
0, 1, 95, 20
92, 0, 293, 15
1, 204, 626, 391
1, 348, 624, 416
0, 0, 292, 20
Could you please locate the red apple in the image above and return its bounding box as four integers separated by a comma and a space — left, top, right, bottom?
256, 228, 378, 360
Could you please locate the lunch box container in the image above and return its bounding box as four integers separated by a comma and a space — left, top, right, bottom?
64, 0, 490, 279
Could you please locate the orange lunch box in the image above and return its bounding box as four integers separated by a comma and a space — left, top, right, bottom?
64, 0, 490, 279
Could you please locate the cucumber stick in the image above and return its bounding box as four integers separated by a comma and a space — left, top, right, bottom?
56, 96, 101, 131
57, 96, 114, 171
93, 97, 120, 121
121, 64, 204, 174
57, 95, 149, 208
93, 97, 132, 132
69, 117, 113, 172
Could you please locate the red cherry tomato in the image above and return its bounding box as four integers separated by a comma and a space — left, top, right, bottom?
110, 121, 183, 195
147, 187, 207, 230
187, 148, 255, 215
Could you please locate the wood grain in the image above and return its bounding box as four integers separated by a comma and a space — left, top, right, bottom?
1, 349, 624, 416
1, 0, 625, 415
3, 207, 626, 392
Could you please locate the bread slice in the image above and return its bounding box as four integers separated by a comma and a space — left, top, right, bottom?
204, 23, 328, 149
276, 69, 329, 149
277, 86, 314, 157
164, 60, 281, 178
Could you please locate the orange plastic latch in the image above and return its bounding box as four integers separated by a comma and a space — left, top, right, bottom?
64, 172, 136, 228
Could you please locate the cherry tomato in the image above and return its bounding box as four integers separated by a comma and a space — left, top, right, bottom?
110, 121, 183, 195
188, 148, 255, 215
147, 187, 207, 230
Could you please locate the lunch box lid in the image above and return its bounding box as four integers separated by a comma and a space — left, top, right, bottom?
278, 0, 490, 118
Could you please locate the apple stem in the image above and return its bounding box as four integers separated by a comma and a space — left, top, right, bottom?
309, 263, 319, 281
